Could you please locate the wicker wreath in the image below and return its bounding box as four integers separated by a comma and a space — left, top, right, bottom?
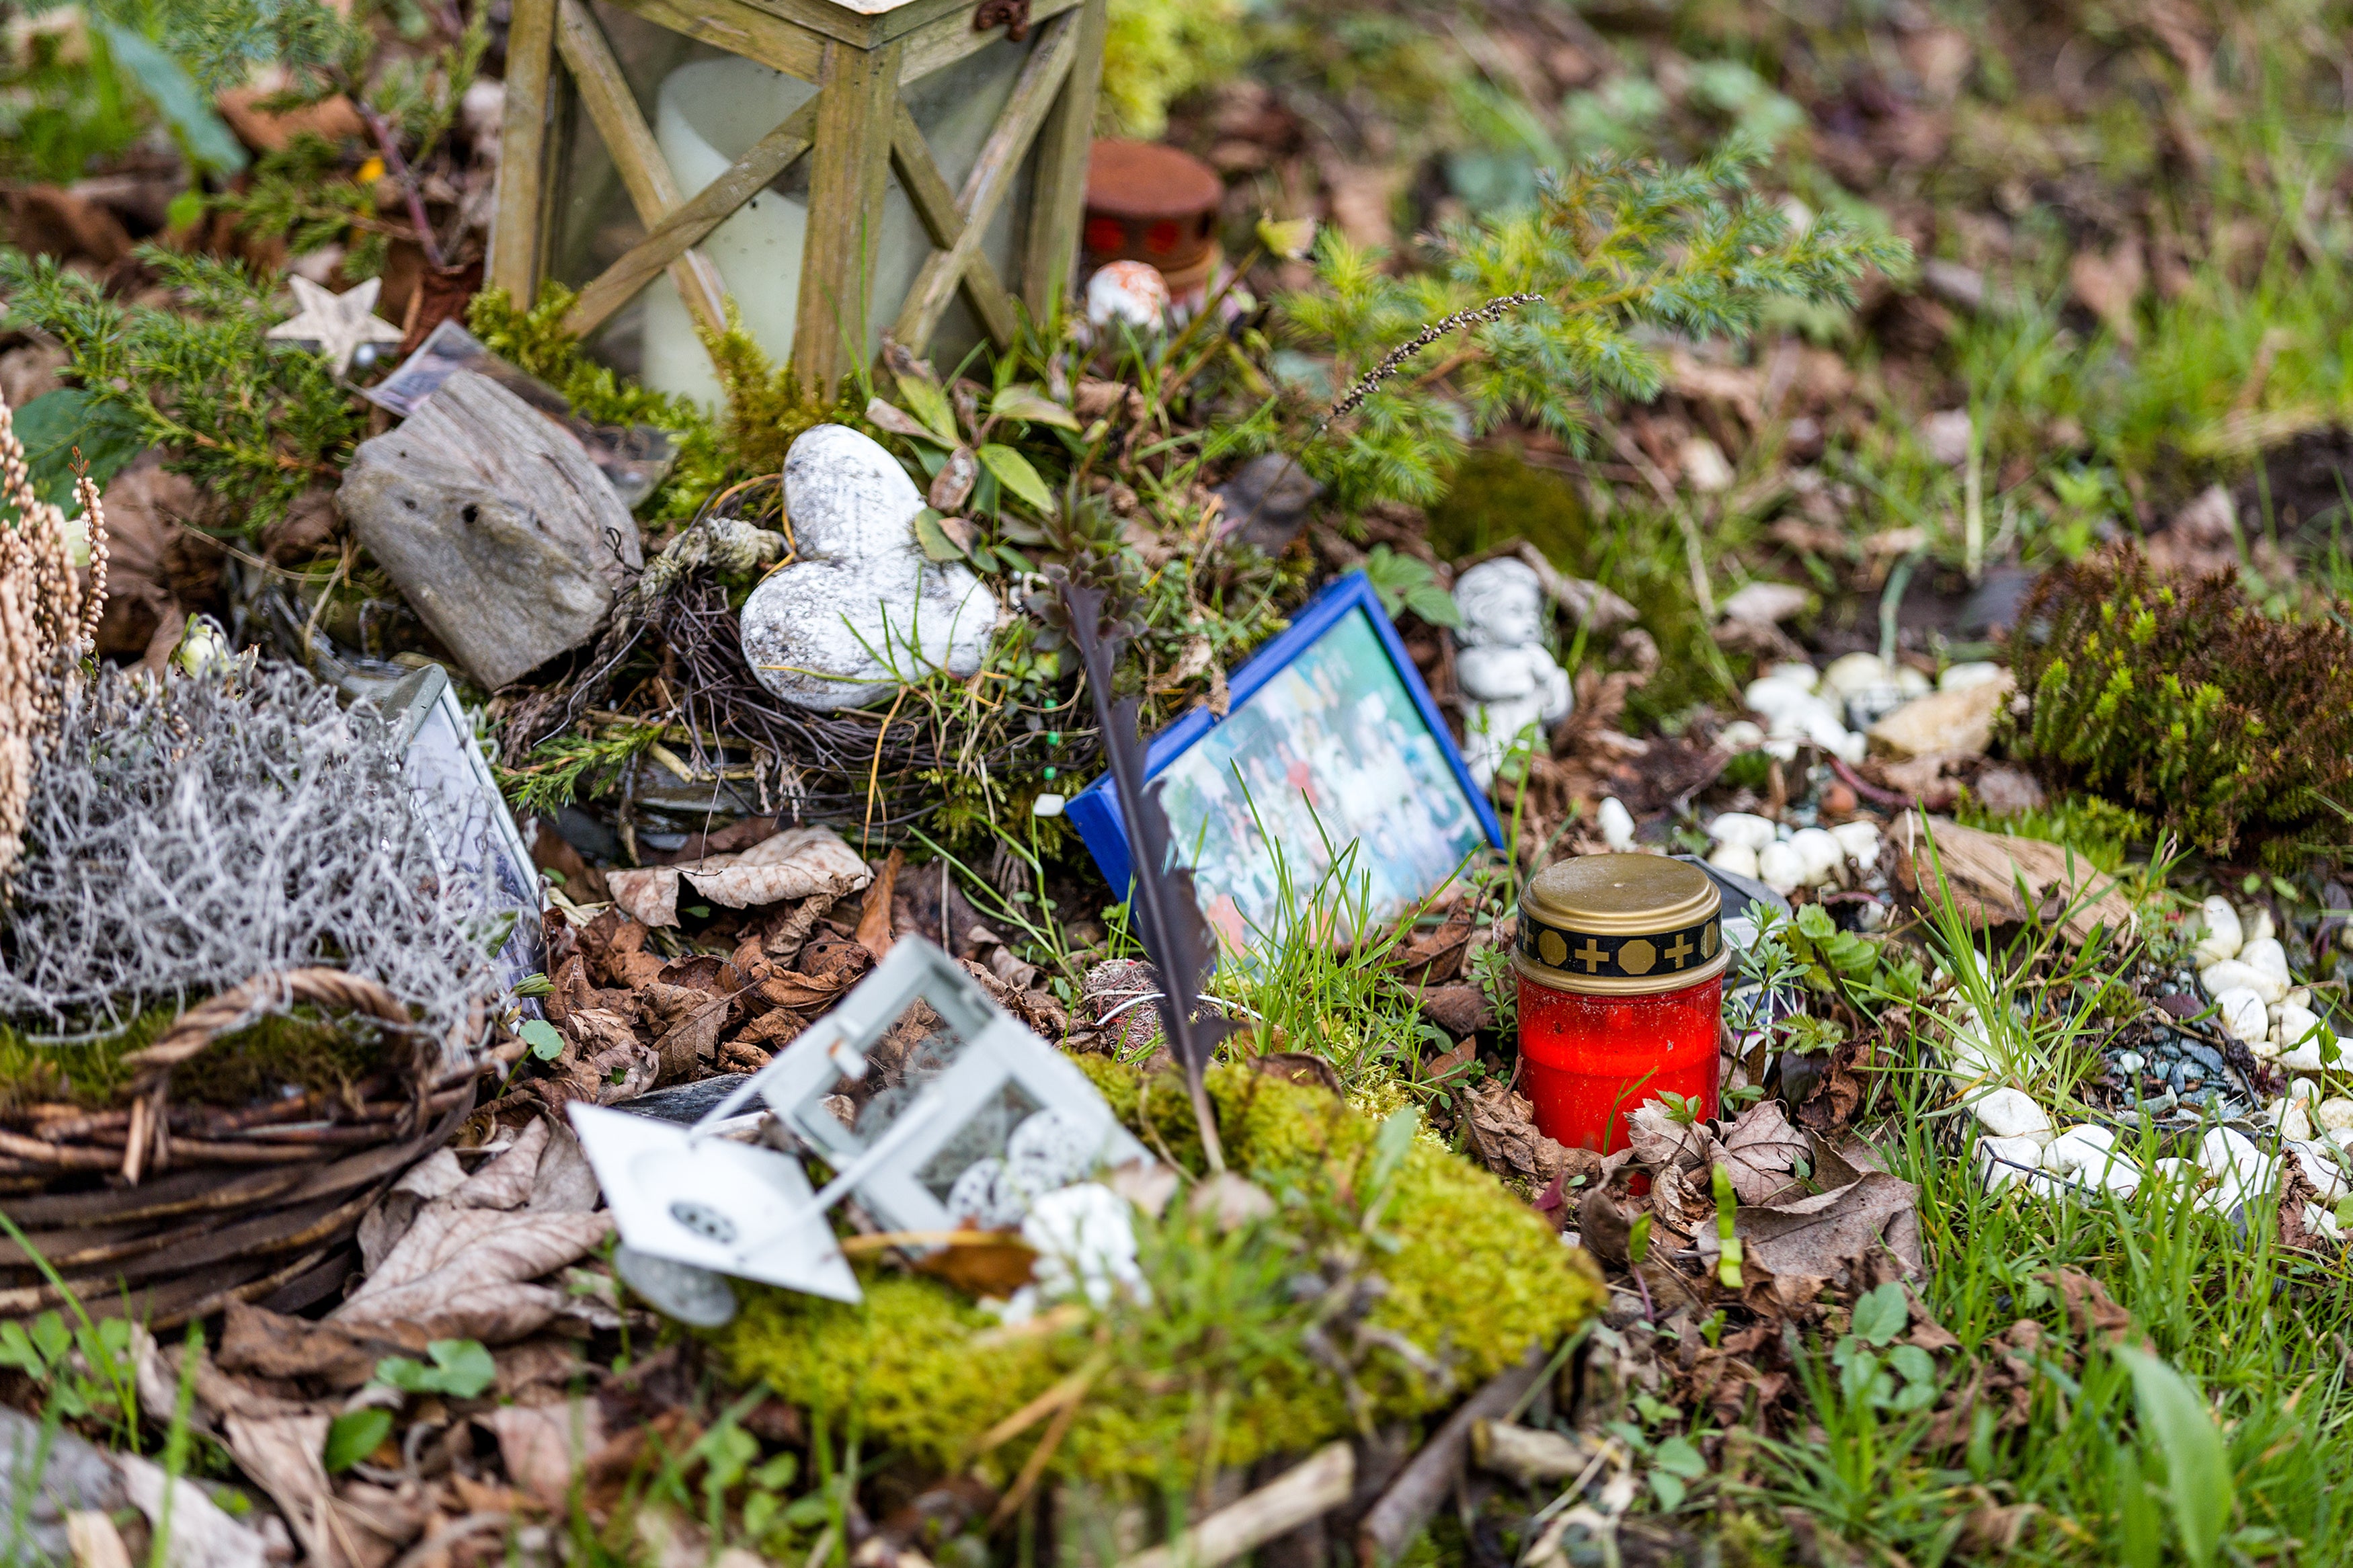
0, 968, 487, 1327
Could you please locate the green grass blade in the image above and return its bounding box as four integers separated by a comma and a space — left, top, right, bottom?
2115, 1344, 2233, 1568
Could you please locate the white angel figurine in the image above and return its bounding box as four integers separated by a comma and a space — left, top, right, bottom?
1452, 558, 1572, 788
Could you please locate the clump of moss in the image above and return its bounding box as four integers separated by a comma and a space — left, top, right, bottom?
1100, 0, 1249, 139
2003, 548, 2353, 864
724, 1062, 1601, 1493
466, 285, 727, 523
0, 1006, 391, 1114
1424, 448, 1591, 567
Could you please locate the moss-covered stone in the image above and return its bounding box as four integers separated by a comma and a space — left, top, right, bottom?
721, 1059, 1603, 1491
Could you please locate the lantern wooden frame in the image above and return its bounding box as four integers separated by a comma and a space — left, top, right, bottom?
490, 0, 1109, 397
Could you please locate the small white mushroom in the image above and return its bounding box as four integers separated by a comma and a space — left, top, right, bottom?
1597, 796, 1637, 853
2193, 895, 2243, 965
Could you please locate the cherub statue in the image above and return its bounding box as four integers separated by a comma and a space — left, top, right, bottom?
1453, 559, 1572, 788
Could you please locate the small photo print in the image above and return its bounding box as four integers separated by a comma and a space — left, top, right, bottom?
1153, 606, 1489, 949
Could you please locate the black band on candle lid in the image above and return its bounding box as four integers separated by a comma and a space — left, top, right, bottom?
1515, 853, 1729, 996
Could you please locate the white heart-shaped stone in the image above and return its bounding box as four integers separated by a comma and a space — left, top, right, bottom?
738, 424, 996, 710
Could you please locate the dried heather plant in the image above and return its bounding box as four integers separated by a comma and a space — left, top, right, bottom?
0, 387, 108, 880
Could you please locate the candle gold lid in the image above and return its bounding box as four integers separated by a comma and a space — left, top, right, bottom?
1515, 854, 1728, 996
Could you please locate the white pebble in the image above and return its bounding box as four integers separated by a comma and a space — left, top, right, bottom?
1819, 652, 1892, 699
1706, 841, 1761, 880
2198, 1126, 2267, 1184
2278, 1002, 2325, 1051
2286, 986, 2312, 1012
1718, 718, 1765, 749
2289, 1141, 2348, 1200
1787, 827, 1845, 888
2317, 1098, 2353, 1132
1894, 666, 1931, 697
1971, 1087, 2053, 1143
1763, 661, 1819, 689
2116, 1050, 2145, 1075
2278, 1035, 2334, 1073
1707, 811, 1778, 852
2145, 1157, 2198, 1193
2212, 986, 2271, 1045
1756, 840, 1806, 895
2290, 1077, 2322, 1102
1938, 661, 2005, 692
2240, 936, 2291, 988
2194, 895, 2243, 965
2204, 960, 2286, 1008
2245, 907, 2276, 945
1828, 820, 1882, 868
1743, 677, 1819, 720
1942, 1006, 1997, 1083
2305, 1203, 2344, 1239
1976, 1134, 2051, 1191
1597, 796, 1636, 852
2040, 1124, 2118, 1177
2269, 1098, 2314, 1144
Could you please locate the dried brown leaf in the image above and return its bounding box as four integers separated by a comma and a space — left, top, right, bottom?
1628, 1101, 1719, 1171
479, 1401, 607, 1512
1720, 1100, 1808, 1204
1730, 1171, 1919, 1282
606, 827, 871, 929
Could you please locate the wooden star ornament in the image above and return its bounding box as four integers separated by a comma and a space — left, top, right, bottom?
267, 276, 405, 375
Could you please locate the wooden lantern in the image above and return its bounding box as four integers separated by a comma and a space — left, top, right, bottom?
489, 0, 1109, 400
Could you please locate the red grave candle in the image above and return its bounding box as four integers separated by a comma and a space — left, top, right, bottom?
1514, 854, 1727, 1157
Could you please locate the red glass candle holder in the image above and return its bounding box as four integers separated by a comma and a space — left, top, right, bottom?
1514, 854, 1728, 1157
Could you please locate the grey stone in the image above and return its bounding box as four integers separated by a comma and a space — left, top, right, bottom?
737, 425, 995, 711
0, 1404, 128, 1562
615, 1073, 756, 1125
338, 368, 643, 690
1213, 452, 1323, 552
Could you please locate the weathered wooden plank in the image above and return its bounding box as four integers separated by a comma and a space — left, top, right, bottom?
608, 0, 822, 79
793, 35, 905, 396
338, 369, 643, 691
489, 0, 559, 301
561, 99, 820, 339
554, 0, 731, 335
889, 104, 1017, 347
891, 11, 1076, 350
897, 0, 1081, 83
1019, 0, 1107, 318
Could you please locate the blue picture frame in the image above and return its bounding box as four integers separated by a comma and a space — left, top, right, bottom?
1067, 571, 1505, 918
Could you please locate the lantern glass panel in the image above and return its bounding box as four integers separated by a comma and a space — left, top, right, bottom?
548, 5, 1037, 410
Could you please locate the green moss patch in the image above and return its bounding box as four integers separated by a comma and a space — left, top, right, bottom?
723, 1061, 1601, 1493
0, 1005, 393, 1114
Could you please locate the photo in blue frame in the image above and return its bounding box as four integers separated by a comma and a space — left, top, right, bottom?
1067, 571, 1505, 952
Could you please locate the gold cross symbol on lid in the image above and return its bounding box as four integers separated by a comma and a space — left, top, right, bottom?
1573, 937, 1608, 973
1665, 932, 1693, 968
